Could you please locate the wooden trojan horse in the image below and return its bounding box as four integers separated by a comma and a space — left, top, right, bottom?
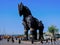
18, 2, 44, 41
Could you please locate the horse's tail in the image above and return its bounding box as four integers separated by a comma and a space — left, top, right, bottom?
39, 20, 44, 29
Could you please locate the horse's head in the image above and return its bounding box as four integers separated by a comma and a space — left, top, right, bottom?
18, 2, 24, 16
18, 2, 32, 17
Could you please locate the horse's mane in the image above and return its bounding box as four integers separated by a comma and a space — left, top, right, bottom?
23, 6, 32, 15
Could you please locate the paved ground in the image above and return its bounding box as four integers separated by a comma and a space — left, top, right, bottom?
0, 39, 60, 45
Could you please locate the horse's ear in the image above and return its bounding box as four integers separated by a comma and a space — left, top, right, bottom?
20, 2, 23, 5
20, 2, 24, 6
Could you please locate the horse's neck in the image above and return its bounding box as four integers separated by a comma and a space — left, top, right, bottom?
23, 15, 31, 21
23, 15, 28, 21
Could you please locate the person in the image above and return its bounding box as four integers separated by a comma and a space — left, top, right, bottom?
31, 37, 34, 44
46, 39, 48, 43
16, 37, 17, 40
19, 39, 21, 44
51, 39, 52, 42
40, 38, 43, 44
0, 36, 2, 40
7, 38, 9, 42
12, 37, 14, 43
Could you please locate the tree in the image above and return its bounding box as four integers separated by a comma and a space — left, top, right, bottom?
48, 25, 59, 39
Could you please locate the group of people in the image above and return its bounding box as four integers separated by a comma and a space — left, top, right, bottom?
7, 37, 21, 44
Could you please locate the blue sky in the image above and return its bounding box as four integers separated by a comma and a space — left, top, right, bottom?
0, 0, 60, 35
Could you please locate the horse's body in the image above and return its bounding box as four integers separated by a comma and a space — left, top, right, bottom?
18, 2, 44, 40
23, 15, 44, 32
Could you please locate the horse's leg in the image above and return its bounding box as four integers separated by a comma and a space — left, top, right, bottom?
30, 28, 34, 39
39, 29, 43, 44
30, 28, 37, 40
30, 28, 35, 44
22, 21, 29, 40
39, 30, 43, 40
24, 28, 28, 40
34, 30, 37, 40
39, 30, 41, 40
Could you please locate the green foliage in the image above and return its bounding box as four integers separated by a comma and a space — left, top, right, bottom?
48, 25, 59, 34
48, 25, 59, 39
